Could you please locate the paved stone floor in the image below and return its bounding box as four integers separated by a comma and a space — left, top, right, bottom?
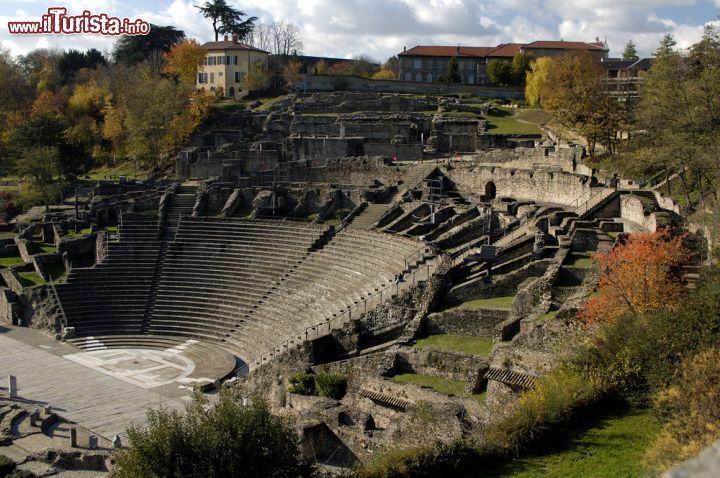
0, 326, 190, 440
64, 348, 196, 389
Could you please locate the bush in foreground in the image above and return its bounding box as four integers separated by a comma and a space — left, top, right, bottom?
113, 391, 310, 478
645, 348, 720, 473
288, 373, 347, 400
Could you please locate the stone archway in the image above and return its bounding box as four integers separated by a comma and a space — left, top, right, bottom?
484, 181, 497, 200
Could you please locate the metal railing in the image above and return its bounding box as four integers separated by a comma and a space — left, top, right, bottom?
252, 247, 436, 369
571, 188, 614, 216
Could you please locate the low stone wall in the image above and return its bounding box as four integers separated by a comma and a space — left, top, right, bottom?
0, 269, 23, 295
425, 308, 508, 336
364, 143, 424, 161
620, 194, 658, 231
398, 347, 489, 382
495, 248, 569, 341
0, 288, 19, 324
449, 258, 552, 302
298, 74, 524, 99
444, 163, 596, 206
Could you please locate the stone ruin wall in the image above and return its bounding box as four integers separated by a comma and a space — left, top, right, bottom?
445, 164, 596, 206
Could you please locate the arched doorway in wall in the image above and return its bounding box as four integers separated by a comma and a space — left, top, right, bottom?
484, 181, 497, 201
228, 86, 235, 98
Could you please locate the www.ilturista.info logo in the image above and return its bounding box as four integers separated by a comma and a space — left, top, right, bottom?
8, 7, 151, 36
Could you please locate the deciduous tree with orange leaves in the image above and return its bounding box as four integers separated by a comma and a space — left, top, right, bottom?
163, 39, 206, 86
579, 229, 689, 325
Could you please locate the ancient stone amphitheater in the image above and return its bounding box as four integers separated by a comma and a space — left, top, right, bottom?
0, 91, 688, 471
55, 191, 437, 383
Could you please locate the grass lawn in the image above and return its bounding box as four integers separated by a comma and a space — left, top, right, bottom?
414, 334, 494, 356
392, 373, 486, 403
18, 271, 45, 287
0, 256, 24, 268
37, 243, 57, 254
83, 162, 151, 180
566, 254, 595, 268
212, 98, 248, 112
254, 94, 290, 111
45, 263, 66, 282
489, 408, 660, 477
535, 310, 558, 323
443, 296, 515, 311
484, 107, 543, 135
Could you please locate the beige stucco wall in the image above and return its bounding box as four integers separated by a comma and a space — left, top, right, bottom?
197, 48, 268, 98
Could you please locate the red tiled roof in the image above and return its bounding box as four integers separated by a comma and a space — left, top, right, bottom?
486, 43, 523, 58
200, 41, 269, 54
522, 41, 607, 51
399, 45, 497, 58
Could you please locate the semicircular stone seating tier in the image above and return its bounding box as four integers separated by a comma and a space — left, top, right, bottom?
56, 215, 434, 370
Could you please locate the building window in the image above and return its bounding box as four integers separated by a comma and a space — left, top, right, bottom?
218, 72, 223, 77
416, 73, 422, 82
404, 72, 411, 81
426, 73, 433, 82
226, 56, 231, 65
413, 59, 421, 69
468, 75, 475, 84
235, 71, 244, 82
208, 56, 216, 66
198, 73, 208, 84
233, 56, 238, 65
218, 56, 225, 65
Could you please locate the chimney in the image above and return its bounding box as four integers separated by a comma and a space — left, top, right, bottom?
457, 44, 460, 53
403, 46, 406, 52
224, 35, 229, 41
232, 34, 239, 43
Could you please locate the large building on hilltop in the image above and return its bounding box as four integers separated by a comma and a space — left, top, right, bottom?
196, 35, 269, 98
398, 40, 608, 85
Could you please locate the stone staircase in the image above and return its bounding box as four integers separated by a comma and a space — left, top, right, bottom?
164, 184, 197, 232
347, 203, 396, 230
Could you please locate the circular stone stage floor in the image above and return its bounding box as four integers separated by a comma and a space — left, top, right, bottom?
66, 335, 239, 391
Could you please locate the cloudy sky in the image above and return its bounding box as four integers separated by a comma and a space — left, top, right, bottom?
1, 0, 718, 61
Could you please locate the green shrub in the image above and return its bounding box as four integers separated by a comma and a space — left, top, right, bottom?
576, 267, 720, 404
288, 373, 316, 396
357, 440, 493, 478
0, 455, 16, 477
314, 374, 347, 399
645, 348, 720, 474
114, 391, 310, 478
6, 470, 34, 478
288, 373, 347, 399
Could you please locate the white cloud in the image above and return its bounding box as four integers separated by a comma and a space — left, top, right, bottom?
0, 0, 715, 60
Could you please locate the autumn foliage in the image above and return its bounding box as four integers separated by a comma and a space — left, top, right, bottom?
579, 229, 689, 325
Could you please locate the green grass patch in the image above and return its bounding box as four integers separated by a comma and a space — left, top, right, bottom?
607, 231, 622, 238
535, 310, 558, 323
84, 162, 151, 180
413, 334, 494, 356
489, 408, 660, 477
212, 98, 248, 112
443, 295, 515, 311
392, 373, 485, 403
254, 94, 290, 111
0, 256, 24, 268
37, 243, 57, 254
566, 255, 594, 268
484, 108, 543, 135
515, 108, 552, 125
66, 227, 92, 236
18, 270, 45, 287
45, 262, 66, 282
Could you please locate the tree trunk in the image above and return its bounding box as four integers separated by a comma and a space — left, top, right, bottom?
679, 171, 693, 209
